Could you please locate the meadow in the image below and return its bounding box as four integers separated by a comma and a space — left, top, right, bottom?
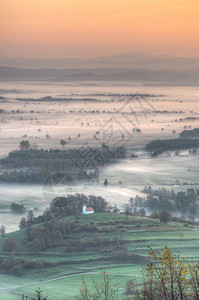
0, 213, 199, 299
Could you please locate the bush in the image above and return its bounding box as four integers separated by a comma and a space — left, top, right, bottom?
2, 237, 18, 252
159, 210, 172, 223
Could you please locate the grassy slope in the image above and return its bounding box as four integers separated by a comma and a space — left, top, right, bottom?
0, 213, 199, 299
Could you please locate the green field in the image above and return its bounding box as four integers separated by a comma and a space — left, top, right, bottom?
0, 213, 199, 299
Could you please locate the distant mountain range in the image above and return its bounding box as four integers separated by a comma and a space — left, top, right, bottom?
1, 53, 199, 85
0, 66, 199, 85
1, 52, 199, 70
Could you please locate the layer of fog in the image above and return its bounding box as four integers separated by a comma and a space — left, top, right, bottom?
1, 83, 199, 232
1, 153, 199, 232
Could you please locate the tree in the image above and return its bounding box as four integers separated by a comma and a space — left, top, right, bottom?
187, 188, 197, 202
75, 210, 82, 222
26, 226, 32, 239
159, 210, 171, 223
93, 233, 103, 249
2, 237, 17, 252
77, 271, 118, 300
126, 246, 199, 299
150, 211, 159, 220
27, 210, 34, 226
138, 208, 146, 217
10, 202, 26, 214
113, 205, 120, 214
51, 230, 63, 246
29, 238, 41, 253
60, 139, 66, 149
77, 277, 92, 300
31, 142, 39, 150
133, 207, 137, 215
22, 288, 47, 300
19, 140, 31, 151
104, 179, 108, 187
75, 239, 85, 251
19, 217, 27, 230
0, 224, 6, 237
175, 150, 180, 156
119, 246, 130, 262
93, 271, 118, 300
124, 204, 132, 219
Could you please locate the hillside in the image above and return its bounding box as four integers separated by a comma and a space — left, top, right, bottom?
1, 213, 199, 299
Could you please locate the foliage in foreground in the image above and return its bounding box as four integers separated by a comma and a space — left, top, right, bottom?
126, 246, 199, 299
21, 247, 199, 299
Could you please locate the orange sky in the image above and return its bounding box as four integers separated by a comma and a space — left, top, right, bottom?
1, 0, 199, 58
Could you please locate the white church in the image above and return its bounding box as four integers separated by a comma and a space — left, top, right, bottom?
82, 203, 94, 215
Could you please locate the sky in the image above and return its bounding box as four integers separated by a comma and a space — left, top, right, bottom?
1, 0, 199, 58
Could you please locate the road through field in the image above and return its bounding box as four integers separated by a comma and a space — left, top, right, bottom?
0, 271, 142, 295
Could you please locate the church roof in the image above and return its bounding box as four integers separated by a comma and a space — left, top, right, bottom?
86, 207, 94, 212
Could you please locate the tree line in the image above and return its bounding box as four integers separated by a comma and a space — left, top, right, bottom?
145, 138, 199, 156
22, 193, 108, 225
130, 187, 199, 218
0, 145, 126, 183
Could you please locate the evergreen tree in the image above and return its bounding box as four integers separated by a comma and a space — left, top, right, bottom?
27, 210, 34, 226
19, 217, 27, 230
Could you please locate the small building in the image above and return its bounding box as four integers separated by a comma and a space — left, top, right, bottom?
82, 203, 94, 215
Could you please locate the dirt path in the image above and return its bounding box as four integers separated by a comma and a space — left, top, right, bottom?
0, 271, 142, 295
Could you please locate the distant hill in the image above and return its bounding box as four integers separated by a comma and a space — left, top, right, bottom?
1, 52, 199, 70
1, 52, 199, 84
1, 66, 199, 85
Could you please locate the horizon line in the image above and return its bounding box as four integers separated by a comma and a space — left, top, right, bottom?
1, 52, 199, 60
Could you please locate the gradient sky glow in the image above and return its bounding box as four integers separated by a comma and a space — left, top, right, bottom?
1, 0, 199, 58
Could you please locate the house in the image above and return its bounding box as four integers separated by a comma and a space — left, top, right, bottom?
82, 203, 94, 215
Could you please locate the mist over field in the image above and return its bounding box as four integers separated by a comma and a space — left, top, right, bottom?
1, 75, 199, 300
1, 82, 199, 220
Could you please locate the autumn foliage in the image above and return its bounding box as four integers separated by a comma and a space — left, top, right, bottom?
126, 246, 199, 299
